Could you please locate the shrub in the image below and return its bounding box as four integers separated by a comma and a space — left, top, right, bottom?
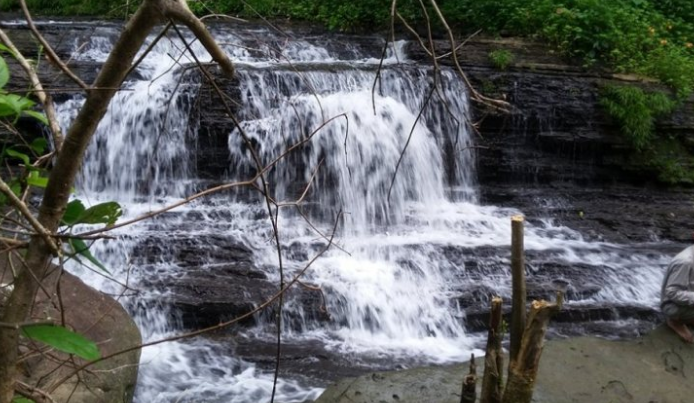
488, 49, 514, 70
599, 85, 676, 151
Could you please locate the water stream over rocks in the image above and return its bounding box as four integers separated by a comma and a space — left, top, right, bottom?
14, 20, 683, 402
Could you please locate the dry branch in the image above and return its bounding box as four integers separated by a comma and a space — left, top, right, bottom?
481, 296, 503, 403
19, 0, 89, 91
0, 29, 65, 151
460, 353, 477, 403
509, 215, 526, 370
427, 0, 512, 113
0, 178, 59, 256
501, 293, 563, 403
14, 380, 56, 403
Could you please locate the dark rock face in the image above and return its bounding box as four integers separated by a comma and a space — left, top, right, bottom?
405, 38, 694, 243
186, 67, 240, 180
408, 38, 694, 187
128, 225, 272, 330
126, 212, 328, 331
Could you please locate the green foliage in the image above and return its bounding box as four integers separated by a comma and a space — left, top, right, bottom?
7, 1, 694, 95
67, 238, 111, 273
61, 200, 123, 226
21, 324, 101, 360
434, 0, 694, 98
60, 200, 122, 273
0, 53, 52, 205
630, 137, 694, 184
599, 85, 694, 184
599, 85, 676, 150
0, 52, 120, 272
488, 49, 514, 70
0, 0, 142, 17
0, 54, 47, 124
0, 53, 9, 88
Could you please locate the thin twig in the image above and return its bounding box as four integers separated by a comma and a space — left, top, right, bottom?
0, 320, 54, 329
19, 0, 89, 91
15, 380, 57, 403
0, 28, 65, 151
427, 0, 512, 113
124, 22, 173, 79
0, 177, 60, 255
386, 84, 435, 206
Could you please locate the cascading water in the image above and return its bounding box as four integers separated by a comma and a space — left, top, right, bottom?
43, 20, 675, 403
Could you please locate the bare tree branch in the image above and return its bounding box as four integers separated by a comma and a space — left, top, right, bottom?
0, 29, 65, 151
18, 0, 89, 91
0, 178, 59, 256
14, 380, 56, 403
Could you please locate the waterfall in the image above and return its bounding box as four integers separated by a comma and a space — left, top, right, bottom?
47, 21, 673, 403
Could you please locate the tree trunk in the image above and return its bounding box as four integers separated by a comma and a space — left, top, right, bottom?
0, 2, 234, 402
501, 295, 562, 403
480, 297, 504, 403
508, 215, 526, 372
460, 353, 477, 403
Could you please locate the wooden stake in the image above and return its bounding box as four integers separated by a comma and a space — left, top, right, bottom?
460, 353, 477, 403
501, 293, 563, 403
509, 215, 526, 372
481, 297, 504, 403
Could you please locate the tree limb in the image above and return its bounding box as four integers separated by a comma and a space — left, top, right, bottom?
0, 29, 65, 151
0, 178, 59, 256
19, 0, 89, 91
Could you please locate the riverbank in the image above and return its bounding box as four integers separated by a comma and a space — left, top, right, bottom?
315, 324, 693, 402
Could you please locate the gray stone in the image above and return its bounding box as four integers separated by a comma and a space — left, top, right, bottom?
2, 267, 142, 403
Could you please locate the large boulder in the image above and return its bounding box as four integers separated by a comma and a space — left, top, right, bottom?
1, 264, 141, 403
315, 325, 694, 403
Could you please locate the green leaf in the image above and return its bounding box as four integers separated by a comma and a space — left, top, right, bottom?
68, 238, 110, 274
26, 171, 48, 188
5, 148, 30, 166
0, 178, 18, 206
23, 110, 48, 126
10, 181, 21, 196
62, 199, 86, 225
0, 56, 8, 89
0, 94, 34, 117
77, 202, 122, 226
30, 137, 48, 154
12, 397, 34, 403
21, 324, 100, 360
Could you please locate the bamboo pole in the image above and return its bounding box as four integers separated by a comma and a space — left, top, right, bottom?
509, 215, 526, 372
480, 297, 504, 403
460, 353, 477, 403
501, 293, 563, 403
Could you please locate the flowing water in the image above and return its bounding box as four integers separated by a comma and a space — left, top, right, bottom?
40, 21, 677, 402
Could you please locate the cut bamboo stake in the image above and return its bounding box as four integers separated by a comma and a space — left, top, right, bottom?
460, 353, 477, 403
501, 292, 563, 403
480, 296, 504, 403
509, 215, 526, 372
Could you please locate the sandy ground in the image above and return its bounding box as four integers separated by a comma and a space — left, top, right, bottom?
315, 325, 694, 403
